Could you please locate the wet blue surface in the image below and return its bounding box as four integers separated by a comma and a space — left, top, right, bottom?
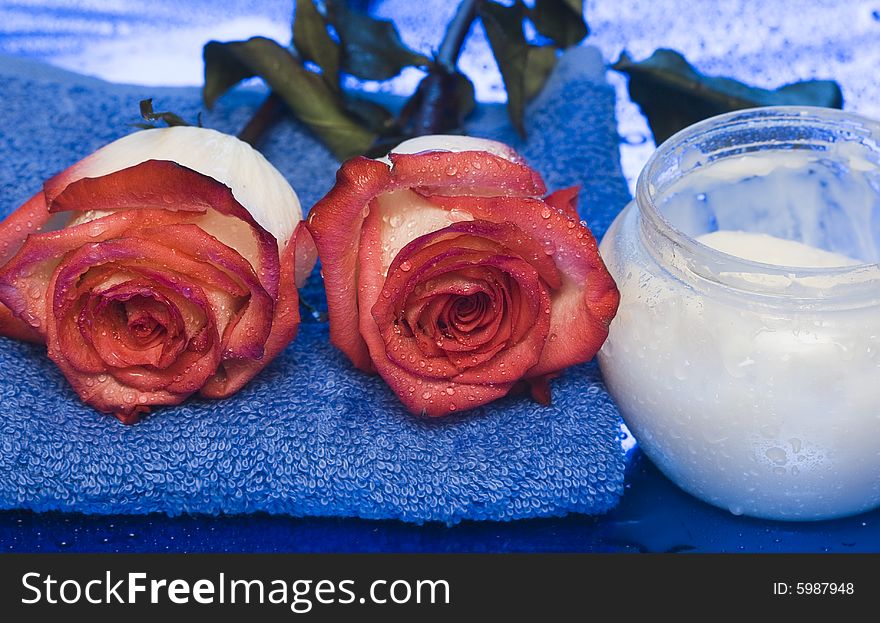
3, 451, 879, 553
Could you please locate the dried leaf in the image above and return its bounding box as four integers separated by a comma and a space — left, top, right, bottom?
479, 1, 557, 136
529, 0, 588, 48
203, 37, 375, 160
327, 0, 430, 81
613, 49, 844, 143
400, 67, 476, 137
344, 96, 397, 135
293, 0, 340, 88
138, 98, 191, 127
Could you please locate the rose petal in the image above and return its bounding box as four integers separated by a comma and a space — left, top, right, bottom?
44, 126, 302, 247
423, 194, 619, 378
543, 186, 581, 221
51, 160, 281, 300
306, 156, 393, 371
199, 222, 306, 398
387, 150, 546, 197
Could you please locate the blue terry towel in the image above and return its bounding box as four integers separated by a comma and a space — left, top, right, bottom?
0, 47, 631, 524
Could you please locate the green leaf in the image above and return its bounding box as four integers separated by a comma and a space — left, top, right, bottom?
138, 98, 191, 127
613, 49, 844, 144
202, 37, 375, 160
523, 45, 557, 101
528, 0, 588, 48
292, 0, 340, 88
326, 0, 430, 81
479, 1, 557, 136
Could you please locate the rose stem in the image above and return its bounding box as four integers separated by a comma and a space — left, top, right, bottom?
399, 0, 480, 137
237, 92, 284, 147
438, 0, 479, 71
237, 0, 481, 148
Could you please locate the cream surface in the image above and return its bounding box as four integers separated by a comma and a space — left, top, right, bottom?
696, 230, 862, 268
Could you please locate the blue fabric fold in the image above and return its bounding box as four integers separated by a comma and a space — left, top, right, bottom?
0, 47, 631, 523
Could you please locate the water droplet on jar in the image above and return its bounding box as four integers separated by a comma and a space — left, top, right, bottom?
540, 207, 552, 219
400, 260, 412, 272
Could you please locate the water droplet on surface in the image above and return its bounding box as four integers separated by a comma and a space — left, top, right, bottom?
445, 387, 455, 395
540, 207, 552, 219
765, 447, 787, 465
389, 214, 403, 228
400, 260, 412, 272
421, 391, 431, 400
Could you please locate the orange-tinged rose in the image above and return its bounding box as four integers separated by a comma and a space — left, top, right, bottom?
0, 127, 316, 423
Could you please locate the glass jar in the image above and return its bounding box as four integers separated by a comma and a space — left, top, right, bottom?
598, 107, 880, 520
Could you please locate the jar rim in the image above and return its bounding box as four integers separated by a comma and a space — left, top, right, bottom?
635, 106, 880, 301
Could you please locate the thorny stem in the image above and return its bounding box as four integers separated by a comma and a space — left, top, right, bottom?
236, 0, 481, 149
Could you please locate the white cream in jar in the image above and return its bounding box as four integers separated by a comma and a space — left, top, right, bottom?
598, 108, 880, 520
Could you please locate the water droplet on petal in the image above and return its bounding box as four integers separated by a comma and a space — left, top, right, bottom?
422, 391, 432, 400
540, 207, 552, 219
400, 260, 412, 272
